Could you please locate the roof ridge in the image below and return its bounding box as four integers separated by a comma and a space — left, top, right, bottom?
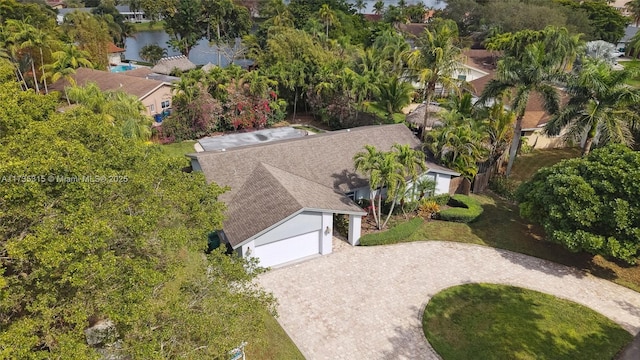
260, 162, 344, 200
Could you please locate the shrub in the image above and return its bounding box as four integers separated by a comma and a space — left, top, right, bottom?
489, 175, 519, 200
438, 195, 484, 223
425, 194, 451, 206
359, 217, 425, 246
418, 200, 440, 220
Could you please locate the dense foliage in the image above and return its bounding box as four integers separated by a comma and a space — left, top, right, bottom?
0, 65, 274, 358
516, 145, 640, 263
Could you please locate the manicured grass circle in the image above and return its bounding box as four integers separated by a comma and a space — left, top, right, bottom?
423, 283, 632, 360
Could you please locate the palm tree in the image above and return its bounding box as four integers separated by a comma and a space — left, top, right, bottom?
544, 59, 640, 155
392, 143, 426, 207
318, 4, 338, 38
406, 20, 464, 140
6, 20, 41, 93
426, 113, 489, 179
377, 75, 414, 116
477, 100, 515, 165
373, 1, 384, 16
355, 0, 366, 14
627, 30, 640, 58
109, 91, 152, 140
626, 0, 640, 27
44, 44, 93, 84
479, 42, 561, 176
353, 145, 405, 230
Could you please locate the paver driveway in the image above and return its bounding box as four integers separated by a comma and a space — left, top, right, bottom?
257, 241, 640, 360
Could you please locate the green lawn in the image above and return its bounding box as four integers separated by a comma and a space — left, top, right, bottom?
509, 148, 582, 183
423, 283, 632, 360
620, 59, 640, 87
245, 310, 305, 360
131, 21, 165, 32
159, 140, 197, 158
362, 101, 406, 123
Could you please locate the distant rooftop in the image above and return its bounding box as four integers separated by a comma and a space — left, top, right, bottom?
197, 127, 307, 152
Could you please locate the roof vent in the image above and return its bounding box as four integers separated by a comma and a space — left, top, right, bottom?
346, 129, 350, 132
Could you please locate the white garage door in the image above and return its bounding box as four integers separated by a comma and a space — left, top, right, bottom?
253, 231, 321, 268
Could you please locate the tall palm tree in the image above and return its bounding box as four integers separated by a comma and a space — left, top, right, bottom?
355, 0, 366, 14
373, 1, 384, 16
479, 42, 561, 177
6, 20, 41, 93
544, 59, 640, 155
627, 30, 640, 58
406, 20, 464, 140
477, 100, 515, 165
318, 4, 337, 38
626, 0, 640, 27
353, 145, 405, 230
392, 143, 426, 206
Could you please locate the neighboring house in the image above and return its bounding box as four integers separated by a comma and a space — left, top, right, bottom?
151, 56, 197, 75
115, 5, 149, 22
107, 43, 125, 65
46, 0, 65, 10
49, 68, 172, 118
617, 25, 640, 53
467, 51, 572, 149
56, 7, 94, 24
189, 124, 460, 268
121, 67, 181, 83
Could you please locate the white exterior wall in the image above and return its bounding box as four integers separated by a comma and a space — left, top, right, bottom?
348, 215, 362, 245
254, 211, 322, 245
452, 66, 489, 82
433, 173, 453, 195
357, 171, 454, 201
320, 212, 332, 255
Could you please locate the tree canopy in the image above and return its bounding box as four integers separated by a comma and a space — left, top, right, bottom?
516, 145, 640, 264
0, 61, 274, 358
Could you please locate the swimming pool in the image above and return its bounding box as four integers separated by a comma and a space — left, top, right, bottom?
110, 64, 136, 73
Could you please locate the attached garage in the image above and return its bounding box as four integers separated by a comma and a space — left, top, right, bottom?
251, 231, 321, 268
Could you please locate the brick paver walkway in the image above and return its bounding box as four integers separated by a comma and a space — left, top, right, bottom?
257, 241, 640, 360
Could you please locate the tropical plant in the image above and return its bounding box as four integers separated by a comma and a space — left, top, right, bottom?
544, 59, 640, 155
139, 44, 167, 65
377, 75, 414, 116
406, 19, 464, 140
373, 1, 384, 15
5, 19, 41, 92
482, 26, 583, 173
627, 0, 640, 27
318, 4, 338, 38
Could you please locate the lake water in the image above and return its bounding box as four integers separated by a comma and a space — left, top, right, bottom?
124, 1, 447, 66
124, 31, 245, 67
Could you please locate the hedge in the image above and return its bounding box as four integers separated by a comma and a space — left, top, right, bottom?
438, 195, 484, 223
359, 217, 425, 246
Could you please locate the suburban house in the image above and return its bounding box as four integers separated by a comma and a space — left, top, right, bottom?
49, 68, 172, 118
107, 43, 125, 66
466, 50, 572, 149
189, 124, 460, 268
115, 5, 150, 22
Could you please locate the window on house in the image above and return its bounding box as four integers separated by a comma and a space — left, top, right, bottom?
457, 74, 467, 81
149, 104, 155, 113
161, 100, 170, 109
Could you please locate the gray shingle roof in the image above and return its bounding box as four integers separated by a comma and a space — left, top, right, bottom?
193, 124, 457, 203
223, 163, 365, 247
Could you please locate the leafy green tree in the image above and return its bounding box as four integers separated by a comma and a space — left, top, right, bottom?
516, 144, 640, 264
556, 0, 627, 43
202, 0, 252, 66
62, 11, 112, 70
163, 0, 206, 57
139, 44, 167, 65
544, 59, 640, 155
0, 71, 275, 358
406, 19, 464, 140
